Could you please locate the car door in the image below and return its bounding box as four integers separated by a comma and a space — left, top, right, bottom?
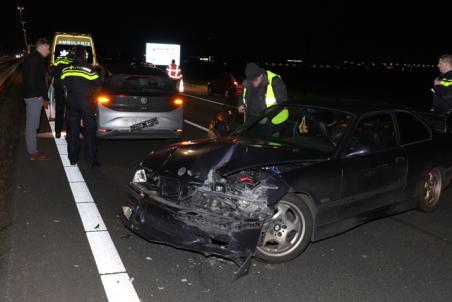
340, 112, 408, 219
394, 110, 434, 200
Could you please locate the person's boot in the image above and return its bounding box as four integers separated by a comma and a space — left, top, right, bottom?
55, 131, 61, 138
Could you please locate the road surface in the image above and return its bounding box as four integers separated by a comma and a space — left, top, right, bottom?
1, 71, 452, 302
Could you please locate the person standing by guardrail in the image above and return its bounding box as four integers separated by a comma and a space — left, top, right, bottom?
432, 54, 452, 113
22, 38, 50, 160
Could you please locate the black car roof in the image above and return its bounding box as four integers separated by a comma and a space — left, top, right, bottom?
104, 63, 168, 77
288, 98, 409, 115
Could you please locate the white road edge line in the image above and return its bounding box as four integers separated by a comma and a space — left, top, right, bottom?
45, 114, 140, 302
181, 93, 238, 109
184, 119, 209, 132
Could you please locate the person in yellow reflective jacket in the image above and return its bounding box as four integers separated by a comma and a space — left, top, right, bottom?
61, 46, 103, 168
49, 55, 72, 138
238, 62, 287, 121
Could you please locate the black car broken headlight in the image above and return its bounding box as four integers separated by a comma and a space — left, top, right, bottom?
132, 169, 147, 183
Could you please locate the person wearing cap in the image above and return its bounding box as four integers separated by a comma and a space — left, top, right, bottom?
238, 62, 288, 121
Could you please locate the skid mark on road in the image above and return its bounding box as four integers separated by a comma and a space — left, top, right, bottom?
184, 119, 209, 132
182, 93, 238, 109
46, 115, 140, 302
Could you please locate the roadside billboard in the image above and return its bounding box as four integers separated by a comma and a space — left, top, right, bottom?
145, 43, 180, 66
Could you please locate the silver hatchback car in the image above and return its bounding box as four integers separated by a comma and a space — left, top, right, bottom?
96, 64, 183, 138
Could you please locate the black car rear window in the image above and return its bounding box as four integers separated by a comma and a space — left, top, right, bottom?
106, 73, 174, 91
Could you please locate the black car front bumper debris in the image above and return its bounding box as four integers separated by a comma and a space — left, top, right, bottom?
119, 182, 265, 279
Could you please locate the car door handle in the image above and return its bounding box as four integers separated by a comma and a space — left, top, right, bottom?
395, 156, 406, 164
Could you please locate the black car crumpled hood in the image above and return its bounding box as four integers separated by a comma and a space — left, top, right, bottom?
142, 137, 327, 180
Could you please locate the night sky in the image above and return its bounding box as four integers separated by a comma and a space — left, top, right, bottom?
1, 0, 450, 63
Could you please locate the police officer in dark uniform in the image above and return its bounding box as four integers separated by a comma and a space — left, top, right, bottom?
432, 54, 452, 113
49, 53, 73, 138
61, 46, 103, 167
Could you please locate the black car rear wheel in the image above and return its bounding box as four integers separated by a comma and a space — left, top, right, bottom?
256, 195, 313, 263
418, 167, 443, 212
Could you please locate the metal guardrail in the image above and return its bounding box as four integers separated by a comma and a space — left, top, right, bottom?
0, 57, 21, 89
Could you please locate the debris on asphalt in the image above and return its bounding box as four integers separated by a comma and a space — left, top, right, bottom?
129, 277, 135, 283
181, 278, 188, 283
157, 286, 165, 290
145, 256, 152, 261
53, 219, 60, 223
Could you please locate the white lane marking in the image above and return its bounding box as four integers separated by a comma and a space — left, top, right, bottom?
57, 144, 68, 155
55, 135, 67, 146
69, 182, 94, 203
101, 273, 139, 302
46, 116, 140, 301
76, 203, 108, 232
181, 93, 238, 109
184, 119, 209, 132
63, 166, 85, 182
60, 155, 74, 167
85, 231, 127, 275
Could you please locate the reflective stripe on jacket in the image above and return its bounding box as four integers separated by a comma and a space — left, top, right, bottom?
166, 64, 182, 80
61, 65, 99, 81
243, 70, 279, 108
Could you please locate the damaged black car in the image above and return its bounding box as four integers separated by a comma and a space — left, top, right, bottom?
120, 100, 452, 278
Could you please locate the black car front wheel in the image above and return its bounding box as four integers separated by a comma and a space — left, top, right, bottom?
418, 167, 443, 212
256, 195, 313, 263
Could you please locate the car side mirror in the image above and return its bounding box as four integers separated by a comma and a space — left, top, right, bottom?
345, 145, 373, 158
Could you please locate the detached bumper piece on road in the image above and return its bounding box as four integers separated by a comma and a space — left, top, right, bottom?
120, 168, 288, 281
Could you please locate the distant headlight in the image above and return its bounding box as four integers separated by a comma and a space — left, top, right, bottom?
132, 169, 147, 183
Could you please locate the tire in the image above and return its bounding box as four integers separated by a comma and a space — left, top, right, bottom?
417, 167, 443, 212
207, 86, 213, 96
256, 194, 313, 263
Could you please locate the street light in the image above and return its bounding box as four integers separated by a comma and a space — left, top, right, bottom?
17, 5, 28, 50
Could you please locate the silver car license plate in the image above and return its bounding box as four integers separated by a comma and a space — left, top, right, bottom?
130, 117, 159, 132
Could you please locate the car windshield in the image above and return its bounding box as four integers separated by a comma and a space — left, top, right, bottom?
106, 73, 174, 92
235, 105, 353, 154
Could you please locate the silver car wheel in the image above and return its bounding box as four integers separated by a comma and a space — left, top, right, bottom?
257, 200, 306, 258
423, 168, 442, 208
